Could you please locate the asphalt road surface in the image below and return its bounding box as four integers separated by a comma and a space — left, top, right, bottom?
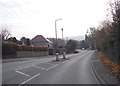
2, 50, 99, 85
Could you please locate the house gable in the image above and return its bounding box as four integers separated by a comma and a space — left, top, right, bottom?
31, 35, 52, 47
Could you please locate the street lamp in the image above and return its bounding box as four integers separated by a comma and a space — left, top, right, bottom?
86, 29, 91, 49
55, 18, 62, 48
61, 28, 63, 40
61, 28, 66, 59
55, 18, 62, 61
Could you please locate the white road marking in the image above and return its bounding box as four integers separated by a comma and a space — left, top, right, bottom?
39, 58, 44, 60
91, 68, 100, 84
44, 62, 54, 65
16, 70, 30, 77
46, 64, 59, 71
62, 60, 68, 63
32, 65, 45, 70
16, 66, 31, 71
62, 61, 65, 63
19, 73, 40, 85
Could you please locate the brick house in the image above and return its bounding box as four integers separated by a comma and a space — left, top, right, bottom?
31, 35, 53, 55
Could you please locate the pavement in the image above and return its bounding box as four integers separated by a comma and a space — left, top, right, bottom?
2, 54, 72, 63
91, 51, 119, 85
2, 55, 55, 63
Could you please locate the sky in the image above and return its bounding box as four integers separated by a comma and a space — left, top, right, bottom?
0, 0, 110, 40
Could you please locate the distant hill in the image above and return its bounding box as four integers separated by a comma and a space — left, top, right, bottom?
68, 35, 85, 41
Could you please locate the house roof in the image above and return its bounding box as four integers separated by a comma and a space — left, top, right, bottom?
31, 35, 52, 43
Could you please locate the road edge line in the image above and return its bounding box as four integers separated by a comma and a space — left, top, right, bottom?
91, 68, 100, 84
91, 61, 106, 84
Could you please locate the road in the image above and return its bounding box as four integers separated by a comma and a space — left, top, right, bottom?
2, 50, 99, 85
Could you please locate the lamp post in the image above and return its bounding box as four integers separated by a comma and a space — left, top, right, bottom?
61, 28, 66, 59
86, 29, 91, 49
61, 28, 63, 40
55, 18, 62, 61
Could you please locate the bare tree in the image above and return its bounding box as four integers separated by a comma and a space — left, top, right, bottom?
0, 25, 11, 40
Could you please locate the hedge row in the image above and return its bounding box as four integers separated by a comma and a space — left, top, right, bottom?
17, 45, 48, 51
2, 42, 48, 55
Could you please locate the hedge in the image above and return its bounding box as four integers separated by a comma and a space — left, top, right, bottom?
2, 42, 48, 56
2, 42, 17, 55
17, 45, 48, 51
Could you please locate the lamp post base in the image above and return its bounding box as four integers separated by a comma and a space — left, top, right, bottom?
56, 53, 59, 61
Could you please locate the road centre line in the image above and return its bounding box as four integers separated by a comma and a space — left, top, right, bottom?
46, 64, 59, 71
32, 65, 46, 70
19, 73, 40, 85
16, 70, 30, 77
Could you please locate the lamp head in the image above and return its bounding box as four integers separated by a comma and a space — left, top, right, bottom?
59, 18, 62, 20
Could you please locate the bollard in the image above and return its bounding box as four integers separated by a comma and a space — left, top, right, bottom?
63, 52, 66, 59
56, 53, 59, 61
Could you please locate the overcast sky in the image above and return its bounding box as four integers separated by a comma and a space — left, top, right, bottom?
0, 0, 110, 40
